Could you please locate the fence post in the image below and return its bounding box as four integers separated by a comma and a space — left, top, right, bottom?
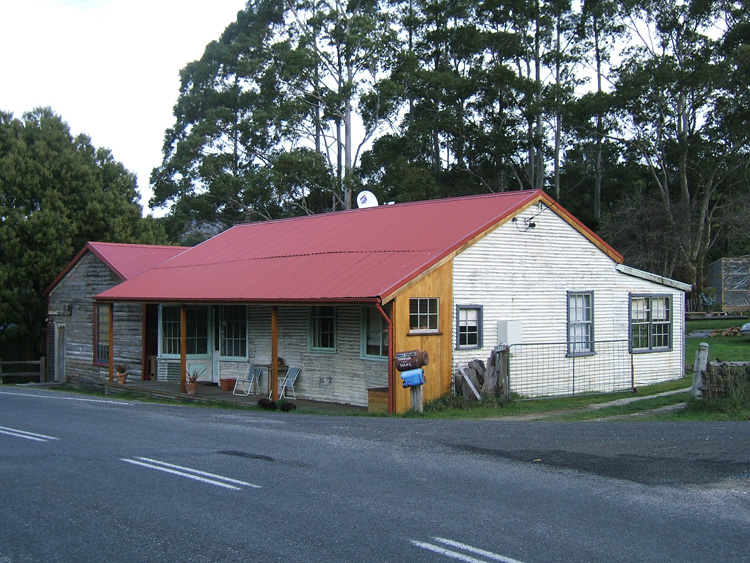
39, 356, 46, 383
691, 342, 709, 398
497, 344, 510, 400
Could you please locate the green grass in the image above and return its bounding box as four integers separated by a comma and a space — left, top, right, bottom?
414, 375, 692, 420
685, 317, 747, 331
685, 318, 750, 362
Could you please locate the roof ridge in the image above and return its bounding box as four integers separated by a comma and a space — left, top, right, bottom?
230, 190, 543, 229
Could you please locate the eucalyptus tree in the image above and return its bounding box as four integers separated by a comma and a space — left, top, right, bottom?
151, 0, 292, 232
283, 0, 398, 210
608, 0, 749, 290
573, 0, 625, 217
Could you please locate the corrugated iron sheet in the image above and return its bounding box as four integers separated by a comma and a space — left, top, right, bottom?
98, 190, 618, 303
88, 242, 189, 280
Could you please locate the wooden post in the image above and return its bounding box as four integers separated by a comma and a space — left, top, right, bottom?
180, 304, 187, 394
692, 342, 709, 398
410, 386, 423, 412
108, 303, 114, 383
39, 356, 46, 383
270, 306, 279, 400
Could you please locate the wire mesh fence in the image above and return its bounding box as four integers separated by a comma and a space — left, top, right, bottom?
507, 340, 633, 399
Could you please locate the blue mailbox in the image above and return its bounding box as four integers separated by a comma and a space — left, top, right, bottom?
400, 368, 426, 388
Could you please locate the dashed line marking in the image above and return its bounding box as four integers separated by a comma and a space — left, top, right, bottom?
121, 457, 261, 490
0, 425, 59, 442
411, 537, 525, 563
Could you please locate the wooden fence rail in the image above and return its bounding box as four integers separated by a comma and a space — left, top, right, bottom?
0, 357, 46, 384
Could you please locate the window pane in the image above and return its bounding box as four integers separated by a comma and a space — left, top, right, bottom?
95, 304, 109, 364
364, 307, 387, 357
630, 296, 671, 351
312, 306, 335, 350
410, 298, 439, 331
568, 292, 593, 354
221, 305, 246, 357
458, 307, 480, 347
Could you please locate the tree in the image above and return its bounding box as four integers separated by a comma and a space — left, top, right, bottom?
607, 0, 750, 291
0, 108, 168, 356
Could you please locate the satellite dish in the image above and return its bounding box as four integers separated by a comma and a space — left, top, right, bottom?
356, 190, 378, 209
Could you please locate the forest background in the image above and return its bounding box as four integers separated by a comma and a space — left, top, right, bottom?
1, 0, 749, 356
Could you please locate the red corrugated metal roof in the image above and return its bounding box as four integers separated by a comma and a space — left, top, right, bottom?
87, 242, 189, 280
97, 190, 622, 303
45, 242, 188, 295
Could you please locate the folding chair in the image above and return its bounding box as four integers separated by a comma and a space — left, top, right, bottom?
233, 364, 262, 396
271, 367, 300, 400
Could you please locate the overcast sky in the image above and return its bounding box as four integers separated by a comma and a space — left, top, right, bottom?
1, 0, 248, 215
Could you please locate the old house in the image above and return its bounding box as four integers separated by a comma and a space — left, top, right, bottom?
44, 242, 187, 382
93, 191, 690, 413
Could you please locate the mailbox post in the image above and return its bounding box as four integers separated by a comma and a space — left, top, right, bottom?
395, 350, 429, 412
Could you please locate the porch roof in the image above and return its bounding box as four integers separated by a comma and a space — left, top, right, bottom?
97, 190, 622, 303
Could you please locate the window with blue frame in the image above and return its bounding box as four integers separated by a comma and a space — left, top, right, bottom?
456, 305, 482, 349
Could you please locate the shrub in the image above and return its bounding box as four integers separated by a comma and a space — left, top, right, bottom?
698, 363, 750, 412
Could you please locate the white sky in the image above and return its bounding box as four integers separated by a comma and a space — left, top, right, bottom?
1, 0, 248, 216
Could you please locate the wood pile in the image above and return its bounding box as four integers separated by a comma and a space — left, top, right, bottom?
711, 326, 741, 337
454, 348, 507, 401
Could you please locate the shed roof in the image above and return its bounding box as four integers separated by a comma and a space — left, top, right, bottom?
97, 190, 623, 304
45, 242, 188, 295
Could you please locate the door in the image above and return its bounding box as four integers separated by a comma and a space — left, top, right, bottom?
54, 323, 66, 383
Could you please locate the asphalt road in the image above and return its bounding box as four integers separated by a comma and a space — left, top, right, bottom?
1, 386, 748, 562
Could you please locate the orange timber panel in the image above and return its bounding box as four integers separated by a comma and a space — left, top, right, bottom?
391, 260, 453, 414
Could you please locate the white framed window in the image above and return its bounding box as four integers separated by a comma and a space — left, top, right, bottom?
568, 291, 594, 355
630, 295, 672, 352
456, 305, 482, 349
161, 305, 209, 356
220, 305, 247, 358
409, 298, 439, 333
362, 306, 389, 359
310, 305, 336, 351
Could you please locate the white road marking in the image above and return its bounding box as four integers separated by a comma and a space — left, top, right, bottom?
434, 538, 525, 563
0, 425, 59, 442
411, 537, 525, 563
0, 390, 132, 406
121, 457, 261, 490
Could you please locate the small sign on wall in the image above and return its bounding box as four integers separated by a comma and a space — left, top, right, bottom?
48, 303, 72, 316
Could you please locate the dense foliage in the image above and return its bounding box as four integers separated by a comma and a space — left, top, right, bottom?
0, 108, 169, 355
154, 0, 748, 291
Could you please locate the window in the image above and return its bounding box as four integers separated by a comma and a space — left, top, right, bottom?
310, 305, 335, 351
220, 305, 247, 358
362, 306, 389, 358
630, 295, 672, 352
568, 292, 594, 355
94, 303, 109, 365
161, 305, 209, 356
456, 306, 482, 349
410, 298, 439, 333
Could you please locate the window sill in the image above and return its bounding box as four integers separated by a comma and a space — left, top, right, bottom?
632, 347, 672, 354
408, 331, 442, 337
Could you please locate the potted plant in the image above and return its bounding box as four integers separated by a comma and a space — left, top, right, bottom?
115, 363, 128, 385
186, 368, 201, 395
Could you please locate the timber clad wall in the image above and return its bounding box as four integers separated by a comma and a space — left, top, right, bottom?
48, 252, 143, 381
452, 203, 685, 388
156, 304, 388, 406
391, 260, 454, 413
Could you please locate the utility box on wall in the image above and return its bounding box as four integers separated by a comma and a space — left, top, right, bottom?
497, 320, 522, 346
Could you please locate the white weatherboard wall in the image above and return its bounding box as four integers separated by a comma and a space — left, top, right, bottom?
452, 202, 686, 394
